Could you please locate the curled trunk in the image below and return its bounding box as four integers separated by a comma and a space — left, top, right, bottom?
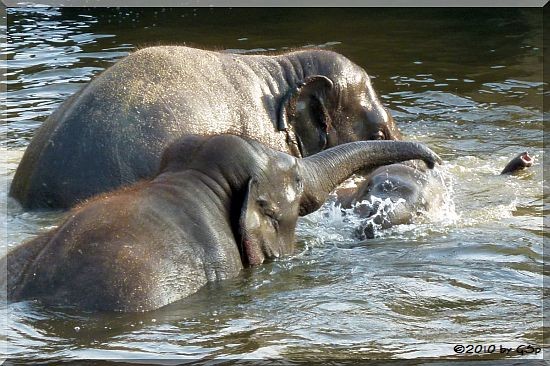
299, 141, 441, 215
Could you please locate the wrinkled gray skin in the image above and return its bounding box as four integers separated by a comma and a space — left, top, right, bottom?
3, 135, 440, 312
10, 46, 401, 209
336, 162, 444, 239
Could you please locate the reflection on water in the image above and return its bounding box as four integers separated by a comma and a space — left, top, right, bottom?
3, 7, 545, 362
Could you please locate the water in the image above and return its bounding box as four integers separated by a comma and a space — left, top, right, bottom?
2, 7, 545, 362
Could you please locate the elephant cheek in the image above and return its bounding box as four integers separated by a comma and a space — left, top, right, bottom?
242, 237, 265, 266
241, 212, 266, 266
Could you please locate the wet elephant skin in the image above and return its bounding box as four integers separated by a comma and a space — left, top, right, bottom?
10, 46, 401, 210
3, 135, 440, 312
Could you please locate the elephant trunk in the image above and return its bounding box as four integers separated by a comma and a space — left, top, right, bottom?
299, 141, 441, 215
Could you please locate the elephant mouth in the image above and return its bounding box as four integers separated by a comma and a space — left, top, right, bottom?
520, 152, 533, 167
241, 236, 282, 266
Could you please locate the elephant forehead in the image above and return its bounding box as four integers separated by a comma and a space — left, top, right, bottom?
263, 155, 301, 200
371, 171, 418, 189
284, 184, 297, 202
270, 154, 297, 172
371, 104, 391, 124
373, 164, 424, 178
338, 62, 367, 87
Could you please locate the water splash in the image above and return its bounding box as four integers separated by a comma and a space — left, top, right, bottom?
318, 165, 459, 241
421, 165, 459, 226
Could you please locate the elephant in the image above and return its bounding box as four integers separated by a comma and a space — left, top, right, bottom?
3, 135, 441, 312
10, 46, 402, 210
336, 151, 535, 239
501, 151, 533, 174
336, 162, 444, 239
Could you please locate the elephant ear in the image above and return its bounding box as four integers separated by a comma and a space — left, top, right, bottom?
239, 178, 268, 266
278, 75, 334, 157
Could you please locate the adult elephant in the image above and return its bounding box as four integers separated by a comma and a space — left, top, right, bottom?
4, 135, 439, 312
10, 46, 401, 209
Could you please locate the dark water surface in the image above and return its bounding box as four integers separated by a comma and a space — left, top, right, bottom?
2, 7, 545, 363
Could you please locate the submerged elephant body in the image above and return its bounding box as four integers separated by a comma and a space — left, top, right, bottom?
11, 46, 400, 209
4, 136, 440, 312
337, 151, 536, 239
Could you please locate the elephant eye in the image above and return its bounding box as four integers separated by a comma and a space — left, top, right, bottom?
371, 131, 385, 140
264, 208, 277, 219
258, 199, 280, 228
269, 216, 280, 231
263, 208, 280, 231
295, 177, 303, 190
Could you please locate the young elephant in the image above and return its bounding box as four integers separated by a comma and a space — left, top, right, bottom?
337, 151, 536, 239
336, 162, 444, 239
3, 135, 440, 312
11, 46, 401, 210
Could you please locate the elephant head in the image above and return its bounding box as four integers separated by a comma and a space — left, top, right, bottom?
336, 163, 445, 239
239, 162, 304, 266
278, 51, 401, 157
